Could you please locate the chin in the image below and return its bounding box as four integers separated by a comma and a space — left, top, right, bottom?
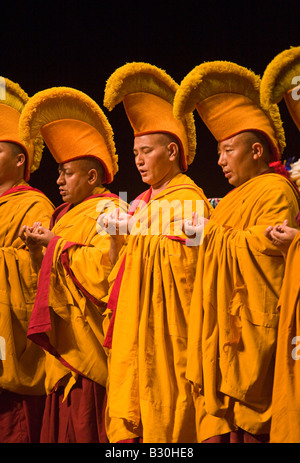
228, 178, 238, 187
141, 176, 151, 185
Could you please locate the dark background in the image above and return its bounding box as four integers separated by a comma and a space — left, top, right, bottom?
1, 0, 300, 207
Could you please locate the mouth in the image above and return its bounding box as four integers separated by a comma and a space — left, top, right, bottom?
223, 170, 231, 178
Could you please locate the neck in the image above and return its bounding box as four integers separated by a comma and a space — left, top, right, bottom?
257, 163, 270, 176
0, 179, 22, 196
245, 163, 270, 184
150, 170, 181, 199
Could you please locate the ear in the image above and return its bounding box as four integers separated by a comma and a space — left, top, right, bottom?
88, 169, 99, 187
167, 142, 179, 161
88, 168, 98, 185
252, 142, 264, 160
16, 152, 26, 167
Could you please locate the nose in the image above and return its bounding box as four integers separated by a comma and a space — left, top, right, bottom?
57, 172, 64, 185
218, 152, 226, 167
135, 152, 144, 166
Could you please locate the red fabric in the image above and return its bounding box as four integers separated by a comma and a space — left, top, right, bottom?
40, 376, 107, 443
60, 241, 106, 307
102, 189, 152, 350
0, 185, 46, 198
103, 188, 192, 349
49, 202, 73, 229
117, 437, 143, 443
50, 192, 120, 229
27, 235, 61, 352
26, 238, 91, 377
0, 390, 45, 443
128, 188, 151, 215
166, 235, 187, 244
203, 429, 269, 443
103, 255, 127, 349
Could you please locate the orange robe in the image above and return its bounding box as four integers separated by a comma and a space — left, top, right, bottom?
186, 173, 300, 442
27, 186, 127, 442
270, 231, 300, 442
104, 173, 212, 443
0, 181, 54, 442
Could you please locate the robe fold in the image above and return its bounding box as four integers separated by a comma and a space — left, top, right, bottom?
186, 173, 300, 441
270, 232, 300, 443
27, 187, 127, 395
0, 182, 54, 395
104, 173, 212, 443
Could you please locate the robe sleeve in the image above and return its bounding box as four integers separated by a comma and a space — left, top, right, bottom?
187, 179, 300, 418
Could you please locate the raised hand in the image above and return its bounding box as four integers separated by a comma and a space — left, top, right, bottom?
265, 219, 299, 256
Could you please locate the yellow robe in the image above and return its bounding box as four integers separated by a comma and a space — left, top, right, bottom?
186, 173, 300, 441
27, 186, 126, 395
0, 181, 54, 395
104, 173, 212, 443
270, 232, 300, 443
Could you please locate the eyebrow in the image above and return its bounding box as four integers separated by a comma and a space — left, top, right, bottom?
218, 142, 233, 150
133, 145, 151, 152
58, 166, 71, 173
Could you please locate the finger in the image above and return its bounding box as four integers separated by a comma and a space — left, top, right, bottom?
264, 226, 273, 236
193, 212, 199, 227
18, 225, 27, 238
271, 229, 284, 240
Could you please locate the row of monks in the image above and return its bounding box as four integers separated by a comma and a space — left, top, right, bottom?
0, 46, 300, 443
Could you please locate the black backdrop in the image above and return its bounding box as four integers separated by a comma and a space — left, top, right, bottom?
2, 0, 300, 207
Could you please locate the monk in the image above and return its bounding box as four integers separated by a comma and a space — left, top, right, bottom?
174, 60, 300, 443
260, 46, 300, 442
264, 220, 300, 442
101, 62, 212, 443
0, 78, 54, 442
18, 86, 126, 443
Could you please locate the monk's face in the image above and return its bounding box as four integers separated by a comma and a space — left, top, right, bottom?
0, 142, 23, 184
57, 160, 94, 205
217, 132, 261, 187
133, 133, 179, 188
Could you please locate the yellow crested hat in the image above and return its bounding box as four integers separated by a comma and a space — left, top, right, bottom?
0, 76, 43, 181
173, 61, 285, 162
260, 46, 300, 131
103, 62, 196, 171
19, 87, 118, 184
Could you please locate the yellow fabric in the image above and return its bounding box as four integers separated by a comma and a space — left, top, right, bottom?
0, 77, 44, 180
173, 61, 285, 162
270, 232, 300, 443
103, 62, 197, 169
41, 187, 128, 394
0, 105, 34, 182
186, 173, 300, 441
123, 93, 189, 171
0, 104, 26, 146
19, 86, 118, 184
0, 181, 54, 394
195, 93, 281, 158
104, 173, 212, 443
40, 119, 115, 183
260, 46, 300, 131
